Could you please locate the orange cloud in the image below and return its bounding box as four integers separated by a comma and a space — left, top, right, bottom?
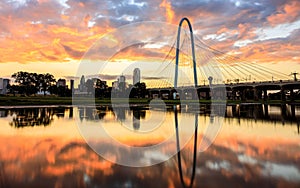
0, 0, 299, 80
83, 14, 91, 28
0, 16, 113, 63
79, 2, 85, 7
160, 0, 175, 23
267, 1, 300, 25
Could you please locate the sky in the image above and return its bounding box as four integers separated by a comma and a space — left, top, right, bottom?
0, 0, 300, 85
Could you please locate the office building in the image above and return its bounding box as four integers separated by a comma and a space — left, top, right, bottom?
133, 68, 140, 85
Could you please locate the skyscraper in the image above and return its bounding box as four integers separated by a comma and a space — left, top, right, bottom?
70, 80, 74, 94
133, 68, 140, 85
119, 75, 126, 83
118, 75, 126, 92
0, 78, 10, 94
78, 75, 87, 92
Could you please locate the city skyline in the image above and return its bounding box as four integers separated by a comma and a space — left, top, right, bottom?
0, 0, 299, 80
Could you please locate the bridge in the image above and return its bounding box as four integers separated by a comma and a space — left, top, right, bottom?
142, 17, 300, 102
148, 79, 300, 101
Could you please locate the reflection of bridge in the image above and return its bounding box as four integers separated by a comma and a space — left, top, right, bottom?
144, 17, 299, 101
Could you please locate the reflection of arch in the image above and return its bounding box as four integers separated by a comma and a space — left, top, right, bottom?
174, 17, 198, 88
174, 108, 198, 188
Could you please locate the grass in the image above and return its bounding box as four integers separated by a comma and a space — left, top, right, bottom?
0, 96, 73, 106
0, 95, 299, 106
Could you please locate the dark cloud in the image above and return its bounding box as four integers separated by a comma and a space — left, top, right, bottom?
86, 74, 119, 80
39, 51, 59, 61
62, 44, 85, 58
3, 0, 64, 24
288, 28, 300, 45
64, 76, 80, 80
109, 42, 167, 61
82, 73, 167, 81
142, 76, 167, 80
81, 73, 130, 80
172, 0, 237, 16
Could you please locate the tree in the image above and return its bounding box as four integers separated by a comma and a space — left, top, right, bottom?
130, 82, 147, 98
94, 78, 107, 98
57, 86, 71, 97
38, 73, 56, 95
12, 71, 38, 95
12, 71, 56, 96
48, 85, 58, 95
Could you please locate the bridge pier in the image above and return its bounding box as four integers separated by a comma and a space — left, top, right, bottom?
231, 89, 237, 100
263, 89, 268, 101
290, 88, 295, 101
160, 89, 172, 99
149, 90, 160, 99
291, 104, 296, 119
253, 88, 260, 101
281, 88, 286, 101
193, 89, 198, 100
241, 89, 247, 101
281, 104, 287, 122
263, 104, 269, 118
205, 90, 210, 100
231, 105, 236, 116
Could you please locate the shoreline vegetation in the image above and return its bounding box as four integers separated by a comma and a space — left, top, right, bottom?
0, 96, 300, 106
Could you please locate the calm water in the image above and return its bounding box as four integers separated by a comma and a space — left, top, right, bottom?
0, 104, 299, 188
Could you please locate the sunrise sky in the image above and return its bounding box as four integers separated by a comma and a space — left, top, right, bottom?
0, 0, 300, 84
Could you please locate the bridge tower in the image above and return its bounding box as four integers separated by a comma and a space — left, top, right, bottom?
174, 17, 198, 88
291, 72, 298, 81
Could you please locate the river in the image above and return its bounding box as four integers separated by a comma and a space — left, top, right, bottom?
0, 104, 299, 187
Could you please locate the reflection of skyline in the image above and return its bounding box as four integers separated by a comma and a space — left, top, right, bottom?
1, 104, 300, 134
133, 109, 140, 130
78, 106, 107, 121
1, 107, 74, 128
9, 108, 54, 128
132, 108, 146, 130
0, 109, 7, 118
77, 104, 300, 133
113, 107, 126, 122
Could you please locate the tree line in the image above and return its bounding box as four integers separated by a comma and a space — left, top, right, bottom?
7, 71, 77, 97
9, 71, 57, 96
7, 71, 147, 98
8, 71, 109, 97
7, 71, 110, 97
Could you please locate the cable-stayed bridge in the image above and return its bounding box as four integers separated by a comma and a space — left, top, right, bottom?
143, 18, 300, 101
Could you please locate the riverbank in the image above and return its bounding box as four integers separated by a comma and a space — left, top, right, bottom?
0, 96, 299, 106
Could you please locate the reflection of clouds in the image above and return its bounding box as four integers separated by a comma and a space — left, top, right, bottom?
0, 130, 300, 187
2, 106, 300, 187
237, 154, 257, 165
262, 162, 300, 182
202, 136, 300, 185
205, 160, 231, 171
237, 154, 300, 182
0, 137, 115, 187
142, 151, 169, 165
